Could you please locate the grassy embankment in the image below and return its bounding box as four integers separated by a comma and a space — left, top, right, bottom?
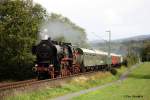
6, 66, 127, 100
72, 62, 150, 100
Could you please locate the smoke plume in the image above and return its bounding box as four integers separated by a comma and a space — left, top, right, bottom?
38, 13, 87, 46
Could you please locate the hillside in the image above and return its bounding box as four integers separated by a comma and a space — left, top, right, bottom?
89, 34, 150, 55
114, 34, 150, 42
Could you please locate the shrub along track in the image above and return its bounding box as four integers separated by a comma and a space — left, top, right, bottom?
0, 71, 104, 99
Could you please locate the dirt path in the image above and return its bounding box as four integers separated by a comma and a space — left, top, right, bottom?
50, 63, 141, 100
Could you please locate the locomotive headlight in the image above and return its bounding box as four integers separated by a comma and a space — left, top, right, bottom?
49, 64, 54, 67
35, 64, 38, 67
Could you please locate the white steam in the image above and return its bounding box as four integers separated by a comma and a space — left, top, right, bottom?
38, 17, 87, 46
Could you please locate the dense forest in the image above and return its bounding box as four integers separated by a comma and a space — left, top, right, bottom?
0, 0, 46, 80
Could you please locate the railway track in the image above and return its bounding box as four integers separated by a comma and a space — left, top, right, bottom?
0, 79, 37, 91
0, 71, 97, 92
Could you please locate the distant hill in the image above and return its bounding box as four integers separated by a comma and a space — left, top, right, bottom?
88, 34, 150, 55
114, 34, 150, 42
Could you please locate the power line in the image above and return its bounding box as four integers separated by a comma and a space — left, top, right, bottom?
91, 32, 107, 42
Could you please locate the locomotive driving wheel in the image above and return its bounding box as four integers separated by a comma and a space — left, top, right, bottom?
48, 65, 54, 79
61, 60, 72, 77
73, 64, 80, 74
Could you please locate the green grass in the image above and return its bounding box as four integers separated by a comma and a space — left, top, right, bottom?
72, 62, 150, 100
6, 66, 127, 100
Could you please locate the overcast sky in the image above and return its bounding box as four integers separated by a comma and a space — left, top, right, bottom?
34, 0, 150, 41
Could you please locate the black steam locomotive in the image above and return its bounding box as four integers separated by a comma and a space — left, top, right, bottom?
32, 38, 84, 79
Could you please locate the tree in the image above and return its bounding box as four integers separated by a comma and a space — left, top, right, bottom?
140, 40, 150, 61
0, 0, 47, 80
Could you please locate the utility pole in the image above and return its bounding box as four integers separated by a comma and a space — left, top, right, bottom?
106, 30, 111, 70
